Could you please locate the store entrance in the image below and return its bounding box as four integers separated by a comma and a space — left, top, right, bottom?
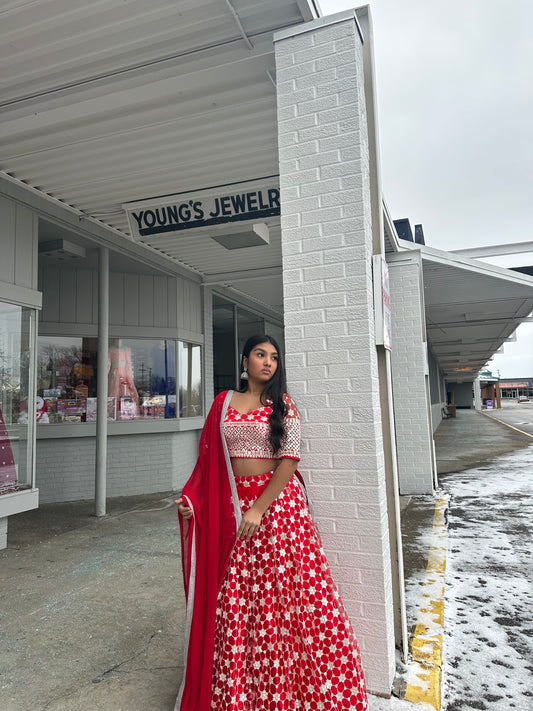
212, 295, 284, 396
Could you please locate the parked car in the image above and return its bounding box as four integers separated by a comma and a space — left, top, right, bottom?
517, 396, 530, 403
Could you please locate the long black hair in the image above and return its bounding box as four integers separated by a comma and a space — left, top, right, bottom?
239, 334, 287, 454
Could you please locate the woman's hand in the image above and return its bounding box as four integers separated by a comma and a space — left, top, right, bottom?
237, 505, 263, 540
175, 497, 192, 519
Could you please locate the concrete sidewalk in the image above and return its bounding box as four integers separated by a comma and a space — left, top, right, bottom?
434, 405, 532, 474
1, 408, 531, 711
1, 494, 187, 711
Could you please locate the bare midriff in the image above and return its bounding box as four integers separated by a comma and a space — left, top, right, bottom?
231, 457, 279, 477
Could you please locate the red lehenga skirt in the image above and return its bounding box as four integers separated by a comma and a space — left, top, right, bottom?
211, 472, 368, 711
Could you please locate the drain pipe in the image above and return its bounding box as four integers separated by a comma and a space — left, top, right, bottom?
385, 347, 409, 663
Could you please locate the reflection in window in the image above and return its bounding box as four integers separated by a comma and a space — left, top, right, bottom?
110, 339, 176, 420
179, 342, 202, 417
237, 306, 265, 363
1, 303, 33, 494
37, 337, 97, 423
36, 337, 201, 422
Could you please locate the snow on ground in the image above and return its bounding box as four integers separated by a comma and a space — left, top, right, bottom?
368, 694, 434, 711
439, 445, 533, 711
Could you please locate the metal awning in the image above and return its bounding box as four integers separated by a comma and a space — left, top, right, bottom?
0, 0, 319, 311
419, 245, 533, 381
2, 0, 533, 358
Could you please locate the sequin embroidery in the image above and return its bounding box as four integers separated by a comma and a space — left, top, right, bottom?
223, 394, 300, 461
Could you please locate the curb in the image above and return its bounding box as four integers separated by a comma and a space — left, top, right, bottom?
403, 497, 448, 711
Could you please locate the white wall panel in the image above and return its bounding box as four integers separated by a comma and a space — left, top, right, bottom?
153, 276, 168, 328
123, 273, 139, 326
38, 263, 202, 333
139, 274, 154, 326
109, 271, 124, 325
59, 269, 77, 323
75, 269, 94, 324
0, 196, 16, 285
0, 194, 39, 301
14, 206, 37, 289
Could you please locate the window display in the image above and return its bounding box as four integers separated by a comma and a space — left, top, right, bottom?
0, 303, 34, 494
37, 337, 97, 423
112, 338, 176, 420
36, 337, 201, 423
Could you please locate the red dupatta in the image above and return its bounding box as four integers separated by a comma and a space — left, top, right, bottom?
175, 390, 241, 711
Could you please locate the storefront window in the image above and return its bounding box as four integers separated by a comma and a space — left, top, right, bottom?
37, 336, 97, 423
1, 303, 34, 494
213, 296, 237, 394
110, 339, 176, 420
212, 295, 283, 397
237, 306, 265, 360
179, 342, 202, 417
37, 337, 201, 422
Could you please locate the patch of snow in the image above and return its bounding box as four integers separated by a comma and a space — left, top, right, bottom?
440, 444, 533, 710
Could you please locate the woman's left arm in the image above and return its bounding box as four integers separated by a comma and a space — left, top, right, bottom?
237, 458, 298, 540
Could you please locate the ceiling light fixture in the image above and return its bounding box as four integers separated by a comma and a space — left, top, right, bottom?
211, 223, 269, 250
39, 239, 86, 261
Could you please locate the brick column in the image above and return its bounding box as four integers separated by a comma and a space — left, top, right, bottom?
387, 253, 435, 493
274, 11, 395, 695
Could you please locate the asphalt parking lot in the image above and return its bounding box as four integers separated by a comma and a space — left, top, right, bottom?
482, 400, 533, 437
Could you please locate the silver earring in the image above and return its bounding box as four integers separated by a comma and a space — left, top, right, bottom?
240, 368, 249, 380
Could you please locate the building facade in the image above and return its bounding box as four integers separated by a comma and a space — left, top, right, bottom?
2, 1, 533, 696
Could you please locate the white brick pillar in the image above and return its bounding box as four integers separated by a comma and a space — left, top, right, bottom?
387, 253, 435, 494
274, 11, 395, 696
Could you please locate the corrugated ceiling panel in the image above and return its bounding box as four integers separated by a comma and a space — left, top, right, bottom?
422, 257, 533, 377
138, 223, 282, 276
0, 0, 304, 101
0, 0, 296, 289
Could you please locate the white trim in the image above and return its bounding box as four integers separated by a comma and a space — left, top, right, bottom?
0, 281, 42, 309
273, 9, 364, 44
38, 322, 204, 343
295, 0, 321, 22
0, 488, 39, 518
35, 418, 204, 439
450, 241, 533, 259
418, 244, 533, 288
382, 199, 402, 253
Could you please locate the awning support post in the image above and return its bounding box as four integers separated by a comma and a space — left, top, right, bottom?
95, 246, 109, 517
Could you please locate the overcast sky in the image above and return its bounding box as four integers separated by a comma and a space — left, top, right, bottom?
320, 0, 533, 378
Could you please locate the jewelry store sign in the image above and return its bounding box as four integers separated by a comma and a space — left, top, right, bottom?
123, 182, 280, 241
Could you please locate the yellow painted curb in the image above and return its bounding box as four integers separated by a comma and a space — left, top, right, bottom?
404, 497, 448, 711
478, 410, 533, 439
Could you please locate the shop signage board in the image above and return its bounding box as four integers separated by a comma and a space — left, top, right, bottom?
373, 255, 392, 351
123, 180, 280, 241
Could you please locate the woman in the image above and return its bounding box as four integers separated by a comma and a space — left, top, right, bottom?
175, 335, 368, 711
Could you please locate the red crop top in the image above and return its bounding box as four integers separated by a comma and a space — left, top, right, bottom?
223, 393, 300, 461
